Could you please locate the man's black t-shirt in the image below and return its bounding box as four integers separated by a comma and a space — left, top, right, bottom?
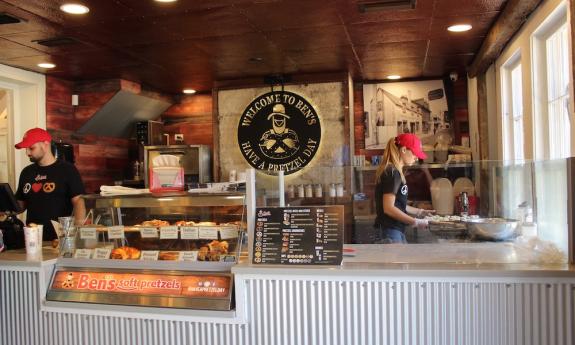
15, 160, 85, 241
374, 165, 408, 231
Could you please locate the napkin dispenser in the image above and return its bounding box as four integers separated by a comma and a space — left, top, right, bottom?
149, 154, 184, 192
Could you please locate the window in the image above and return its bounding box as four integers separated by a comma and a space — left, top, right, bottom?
532, 4, 571, 159
545, 24, 570, 158
501, 52, 524, 160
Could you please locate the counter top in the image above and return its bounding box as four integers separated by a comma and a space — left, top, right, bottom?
0, 244, 59, 269
233, 243, 575, 279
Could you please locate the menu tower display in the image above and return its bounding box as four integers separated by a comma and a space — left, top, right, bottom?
253, 206, 344, 265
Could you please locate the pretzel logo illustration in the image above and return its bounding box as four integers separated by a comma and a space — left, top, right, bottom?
237, 91, 321, 176
61, 273, 74, 288
43, 182, 56, 193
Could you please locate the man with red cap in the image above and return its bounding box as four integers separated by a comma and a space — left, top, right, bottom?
14, 128, 85, 241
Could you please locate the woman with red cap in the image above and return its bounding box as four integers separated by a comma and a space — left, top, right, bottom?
374, 133, 434, 243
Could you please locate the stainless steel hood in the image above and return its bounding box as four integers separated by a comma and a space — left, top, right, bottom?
77, 90, 172, 138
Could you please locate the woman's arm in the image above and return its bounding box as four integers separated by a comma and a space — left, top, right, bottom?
383, 193, 416, 225
71, 195, 86, 225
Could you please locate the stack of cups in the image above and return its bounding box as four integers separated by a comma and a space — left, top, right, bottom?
58, 216, 76, 258
24, 224, 43, 256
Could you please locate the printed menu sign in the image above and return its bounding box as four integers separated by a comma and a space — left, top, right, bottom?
253, 206, 343, 265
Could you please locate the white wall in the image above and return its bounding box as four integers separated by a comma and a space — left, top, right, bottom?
0, 63, 46, 189
0, 90, 9, 183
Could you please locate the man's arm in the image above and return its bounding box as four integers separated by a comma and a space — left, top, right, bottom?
71, 195, 86, 225
17, 200, 26, 212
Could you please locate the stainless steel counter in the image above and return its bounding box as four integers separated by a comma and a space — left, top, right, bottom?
0, 244, 59, 270
234, 243, 575, 278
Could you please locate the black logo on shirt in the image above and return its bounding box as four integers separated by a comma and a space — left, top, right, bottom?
238, 91, 321, 175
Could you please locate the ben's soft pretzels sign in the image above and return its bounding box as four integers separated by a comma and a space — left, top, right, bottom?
52, 270, 231, 298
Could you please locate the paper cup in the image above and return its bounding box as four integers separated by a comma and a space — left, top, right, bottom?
24, 226, 41, 254
37, 224, 43, 245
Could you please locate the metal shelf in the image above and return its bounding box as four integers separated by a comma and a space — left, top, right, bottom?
353, 162, 474, 171
84, 192, 246, 208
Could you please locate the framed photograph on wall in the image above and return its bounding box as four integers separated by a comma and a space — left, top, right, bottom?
362, 80, 450, 150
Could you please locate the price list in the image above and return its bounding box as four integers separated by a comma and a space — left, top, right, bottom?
253, 206, 343, 265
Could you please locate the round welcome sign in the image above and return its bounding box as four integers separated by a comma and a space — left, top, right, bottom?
237, 91, 321, 175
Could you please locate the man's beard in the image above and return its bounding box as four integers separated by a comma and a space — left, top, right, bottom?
29, 156, 38, 163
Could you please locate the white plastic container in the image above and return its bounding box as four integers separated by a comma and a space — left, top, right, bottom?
305, 184, 313, 198
328, 183, 336, 197
287, 185, 295, 198
314, 184, 323, 198
336, 183, 344, 197
430, 178, 454, 215
297, 184, 305, 198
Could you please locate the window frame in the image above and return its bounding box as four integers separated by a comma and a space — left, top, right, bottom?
531, 2, 571, 160
500, 51, 524, 161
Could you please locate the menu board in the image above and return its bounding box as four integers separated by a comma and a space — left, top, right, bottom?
253, 206, 343, 265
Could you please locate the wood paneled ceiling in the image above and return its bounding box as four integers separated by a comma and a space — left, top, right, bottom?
0, 0, 507, 93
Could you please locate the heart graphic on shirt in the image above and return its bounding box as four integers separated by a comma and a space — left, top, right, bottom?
32, 182, 43, 193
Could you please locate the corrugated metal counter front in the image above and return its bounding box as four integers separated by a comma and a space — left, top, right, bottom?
230, 244, 575, 345
0, 247, 58, 345
2, 244, 575, 345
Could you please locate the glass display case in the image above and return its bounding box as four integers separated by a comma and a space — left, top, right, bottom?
63, 192, 246, 263
46, 191, 246, 310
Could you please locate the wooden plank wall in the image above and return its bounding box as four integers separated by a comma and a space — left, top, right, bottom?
161, 93, 213, 147
46, 76, 129, 194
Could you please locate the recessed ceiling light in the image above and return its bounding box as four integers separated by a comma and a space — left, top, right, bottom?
154, 0, 178, 2
387, 75, 401, 80
60, 3, 90, 14
37, 63, 56, 69
447, 24, 472, 32
183, 89, 196, 94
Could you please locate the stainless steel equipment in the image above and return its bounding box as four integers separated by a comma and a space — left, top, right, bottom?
459, 191, 469, 216
136, 120, 164, 146
465, 218, 519, 241
53, 141, 75, 163
144, 145, 211, 187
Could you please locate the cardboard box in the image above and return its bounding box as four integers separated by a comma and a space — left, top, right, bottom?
353, 199, 373, 216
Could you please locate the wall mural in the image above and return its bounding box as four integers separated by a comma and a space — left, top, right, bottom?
237, 91, 321, 175
363, 80, 449, 150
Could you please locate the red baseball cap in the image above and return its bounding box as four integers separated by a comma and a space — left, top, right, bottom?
15, 128, 52, 149
396, 133, 427, 160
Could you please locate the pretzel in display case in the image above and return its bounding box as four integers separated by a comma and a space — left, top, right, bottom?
65, 192, 246, 263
